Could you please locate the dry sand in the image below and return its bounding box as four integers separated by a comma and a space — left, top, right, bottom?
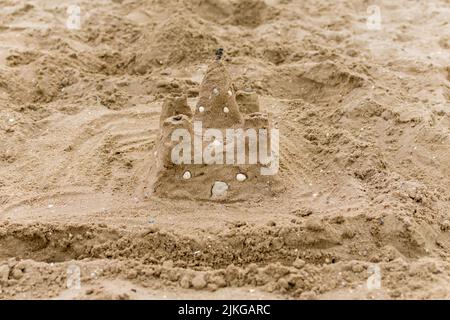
1, 0, 450, 300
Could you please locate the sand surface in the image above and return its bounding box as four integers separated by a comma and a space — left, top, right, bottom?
1, 0, 450, 299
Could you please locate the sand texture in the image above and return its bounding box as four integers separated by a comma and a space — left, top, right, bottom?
1, 0, 450, 299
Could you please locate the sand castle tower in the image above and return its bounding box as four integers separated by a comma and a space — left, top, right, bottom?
150, 49, 281, 201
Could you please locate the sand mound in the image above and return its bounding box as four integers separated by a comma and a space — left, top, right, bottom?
131, 14, 219, 73
228, 0, 278, 28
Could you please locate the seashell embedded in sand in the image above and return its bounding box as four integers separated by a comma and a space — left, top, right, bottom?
182, 171, 192, 180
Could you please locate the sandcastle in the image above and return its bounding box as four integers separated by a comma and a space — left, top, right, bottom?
150, 49, 281, 201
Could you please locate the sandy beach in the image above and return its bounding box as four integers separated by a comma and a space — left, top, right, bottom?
0, 0, 450, 299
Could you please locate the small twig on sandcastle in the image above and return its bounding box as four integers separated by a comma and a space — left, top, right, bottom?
215, 48, 224, 61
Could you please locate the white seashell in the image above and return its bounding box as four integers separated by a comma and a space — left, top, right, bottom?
198, 106, 205, 112
236, 173, 247, 182
182, 171, 192, 180
223, 107, 229, 113
211, 181, 228, 197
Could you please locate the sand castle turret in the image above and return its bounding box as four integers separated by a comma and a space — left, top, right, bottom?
159, 94, 192, 129
149, 49, 282, 201
193, 50, 243, 128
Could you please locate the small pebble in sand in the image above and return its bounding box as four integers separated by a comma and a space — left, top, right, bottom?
212, 181, 228, 197
191, 274, 207, 289
227, 90, 233, 96
179, 276, 190, 289
212, 88, 219, 96
236, 173, 247, 182
223, 106, 229, 113
351, 264, 364, 273
11, 268, 23, 280
198, 106, 205, 113
293, 258, 306, 269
